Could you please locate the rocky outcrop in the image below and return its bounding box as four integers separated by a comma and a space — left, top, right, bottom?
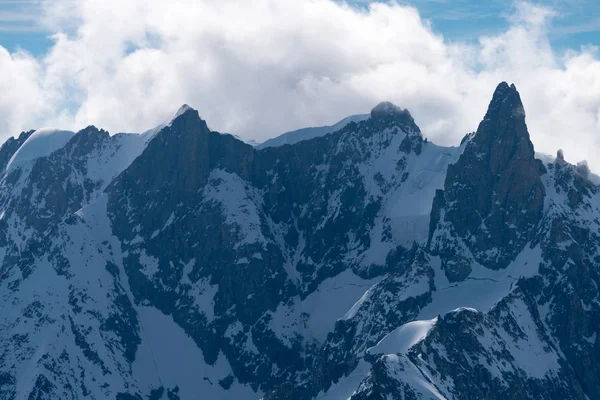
429, 82, 546, 281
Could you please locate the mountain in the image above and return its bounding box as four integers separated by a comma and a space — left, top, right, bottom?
0, 83, 599, 400
255, 114, 369, 149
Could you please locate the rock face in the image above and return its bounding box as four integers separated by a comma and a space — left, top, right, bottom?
429, 82, 546, 281
0, 83, 599, 400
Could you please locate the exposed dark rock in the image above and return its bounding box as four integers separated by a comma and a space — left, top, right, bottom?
429, 82, 545, 280
2, 84, 600, 400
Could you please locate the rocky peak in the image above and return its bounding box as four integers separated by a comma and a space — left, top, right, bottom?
65, 126, 110, 157
370, 101, 411, 119
369, 101, 419, 133
483, 82, 525, 121
173, 103, 194, 119
168, 104, 209, 136
556, 149, 566, 165
429, 82, 545, 280
106, 105, 257, 248
77, 125, 106, 138
474, 82, 533, 175
346, 101, 422, 156
107, 105, 211, 209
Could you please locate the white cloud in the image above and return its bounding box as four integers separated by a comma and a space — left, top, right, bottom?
1, 0, 599, 171
0, 47, 50, 134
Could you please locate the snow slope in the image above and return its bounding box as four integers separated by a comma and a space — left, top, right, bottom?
386, 142, 463, 247
6, 128, 74, 172
368, 318, 437, 355
256, 114, 369, 149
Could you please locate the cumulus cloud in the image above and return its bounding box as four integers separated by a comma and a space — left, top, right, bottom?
1, 0, 599, 171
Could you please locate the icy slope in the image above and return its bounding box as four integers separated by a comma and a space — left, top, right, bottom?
256, 114, 369, 149
6, 128, 74, 173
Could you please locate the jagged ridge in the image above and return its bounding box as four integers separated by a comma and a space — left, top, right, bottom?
0, 84, 598, 400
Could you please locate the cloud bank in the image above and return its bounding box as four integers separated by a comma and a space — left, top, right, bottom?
1, 0, 599, 170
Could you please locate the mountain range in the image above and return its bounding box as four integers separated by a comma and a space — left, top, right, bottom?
0, 82, 599, 400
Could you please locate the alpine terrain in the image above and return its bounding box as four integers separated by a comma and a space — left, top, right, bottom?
1, 82, 599, 400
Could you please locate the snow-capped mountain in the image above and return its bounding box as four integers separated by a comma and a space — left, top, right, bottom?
0, 83, 599, 400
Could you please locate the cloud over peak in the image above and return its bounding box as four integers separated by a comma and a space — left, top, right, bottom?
1, 0, 599, 170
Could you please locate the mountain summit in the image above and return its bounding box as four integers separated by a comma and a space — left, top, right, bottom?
429, 82, 545, 280
0, 83, 599, 400
370, 101, 412, 119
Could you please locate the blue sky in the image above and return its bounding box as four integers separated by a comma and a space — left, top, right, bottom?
0, 0, 50, 55
1, 0, 598, 56
394, 0, 600, 50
